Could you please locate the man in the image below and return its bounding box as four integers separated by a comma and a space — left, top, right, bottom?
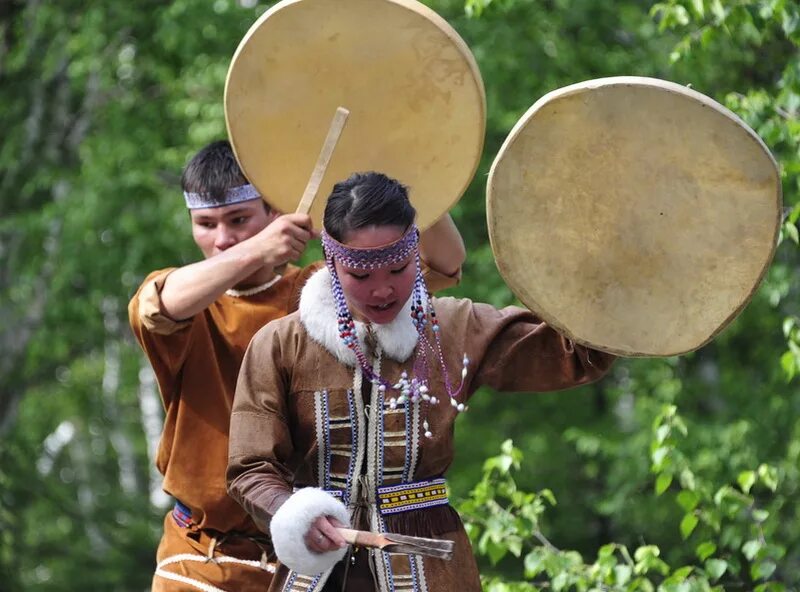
128, 140, 465, 591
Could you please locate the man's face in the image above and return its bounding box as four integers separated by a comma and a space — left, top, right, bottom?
190, 200, 277, 258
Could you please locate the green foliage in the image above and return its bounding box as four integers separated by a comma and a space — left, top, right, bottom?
1, 0, 798, 590
457, 434, 793, 589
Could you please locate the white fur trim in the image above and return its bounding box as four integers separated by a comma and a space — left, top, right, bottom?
299, 267, 418, 364
269, 488, 350, 576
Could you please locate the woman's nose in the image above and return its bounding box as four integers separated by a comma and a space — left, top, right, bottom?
371, 284, 394, 300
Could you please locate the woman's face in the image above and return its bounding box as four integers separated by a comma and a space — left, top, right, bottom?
334, 225, 417, 325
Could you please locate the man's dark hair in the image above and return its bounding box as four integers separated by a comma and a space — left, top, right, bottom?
181, 140, 249, 205
323, 172, 416, 242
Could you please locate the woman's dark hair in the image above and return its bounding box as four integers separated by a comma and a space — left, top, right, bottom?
181, 140, 249, 204
323, 172, 416, 241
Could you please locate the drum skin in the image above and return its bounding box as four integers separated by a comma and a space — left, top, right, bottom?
225, 0, 485, 229
487, 77, 781, 357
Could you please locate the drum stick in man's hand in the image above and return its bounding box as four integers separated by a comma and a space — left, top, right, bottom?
275, 106, 350, 274
296, 106, 350, 215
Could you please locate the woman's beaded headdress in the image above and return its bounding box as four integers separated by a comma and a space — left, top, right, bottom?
321, 225, 468, 436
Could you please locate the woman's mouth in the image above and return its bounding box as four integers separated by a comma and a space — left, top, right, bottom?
369, 301, 396, 312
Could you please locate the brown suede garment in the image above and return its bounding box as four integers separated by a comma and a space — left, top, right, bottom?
228, 289, 615, 592
129, 263, 321, 535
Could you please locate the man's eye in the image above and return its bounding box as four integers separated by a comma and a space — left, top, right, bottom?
232, 217, 249, 225
390, 264, 409, 275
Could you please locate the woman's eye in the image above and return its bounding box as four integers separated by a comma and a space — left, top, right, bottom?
390, 264, 409, 275
232, 217, 249, 225
348, 272, 369, 280
198, 222, 215, 229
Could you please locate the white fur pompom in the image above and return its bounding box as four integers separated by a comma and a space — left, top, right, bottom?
270, 488, 350, 576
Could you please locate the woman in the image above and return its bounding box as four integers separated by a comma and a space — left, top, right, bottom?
227, 172, 615, 592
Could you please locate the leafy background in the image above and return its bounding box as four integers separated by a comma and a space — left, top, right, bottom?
0, 0, 798, 590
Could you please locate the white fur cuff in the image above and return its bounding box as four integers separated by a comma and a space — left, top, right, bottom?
270, 488, 351, 576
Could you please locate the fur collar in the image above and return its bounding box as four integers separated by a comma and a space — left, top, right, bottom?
299, 268, 419, 365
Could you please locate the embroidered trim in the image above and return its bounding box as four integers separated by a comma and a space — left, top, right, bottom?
377, 479, 448, 515
344, 389, 358, 506
314, 390, 331, 490
290, 486, 343, 500
283, 573, 298, 592
282, 571, 326, 592
413, 554, 429, 592
349, 368, 367, 509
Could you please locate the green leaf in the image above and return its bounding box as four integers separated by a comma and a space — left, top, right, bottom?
677, 490, 700, 512
655, 473, 673, 495
680, 513, 699, 539
780, 351, 797, 381
634, 545, 661, 562
679, 468, 696, 491
743, 539, 763, 561
782, 317, 797, 338
782, 7, 799, 36
598, 543, 617, 558
507, 537, 523, 557
705, 558, 728, 581
524, 549, 546, 578
751, 559, 777, 581
671, 565, 694, 580
614, 564, 632, 584
758, 464, 779, 491
674, 5, 690, 25
737, 470, 756, 494
552, 572, 569, 591
710, 0, 726, 22
539, 488, 557, 506
652, 446, 670, 467
486, 537, 507, 565
690, 0, 705, 18
789, 204, 800, 225
696, 541, 717, 561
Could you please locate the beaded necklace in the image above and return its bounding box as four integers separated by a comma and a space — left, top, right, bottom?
321, 226, 469, 436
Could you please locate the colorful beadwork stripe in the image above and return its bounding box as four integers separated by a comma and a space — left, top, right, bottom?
377, 478, 448, 515
172, 500, 193, 528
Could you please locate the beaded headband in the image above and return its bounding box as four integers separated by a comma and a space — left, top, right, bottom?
183, 183, 261, 210
320, 225, 419, 269
321, 223, 468, 438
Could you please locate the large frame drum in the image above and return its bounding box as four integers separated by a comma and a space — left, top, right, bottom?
225, 0, 485, 229
487, 77, 781, 357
